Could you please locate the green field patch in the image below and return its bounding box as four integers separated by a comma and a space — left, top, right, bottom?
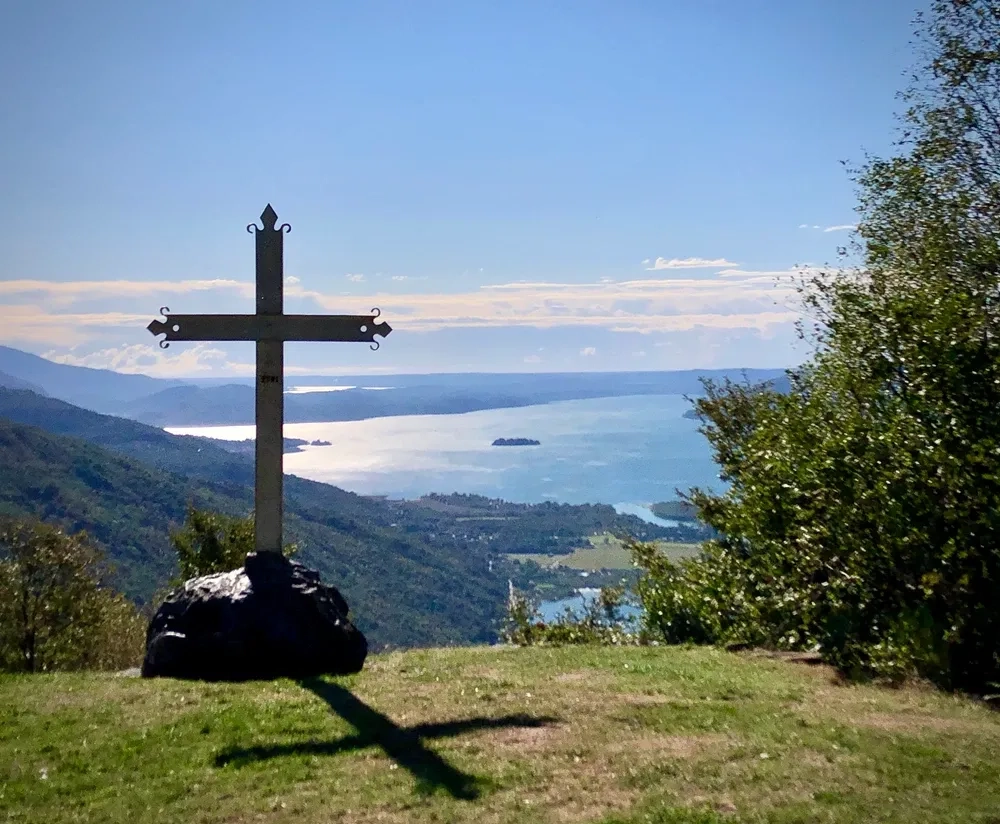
507, 534, 700, 570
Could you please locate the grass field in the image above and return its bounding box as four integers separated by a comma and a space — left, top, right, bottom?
508, 533, 700, 570
3, 645, 999, 823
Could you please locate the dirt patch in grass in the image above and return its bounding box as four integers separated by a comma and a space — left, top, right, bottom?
462, 665, 508, 680
610, 732, 726, 758
552, 670, 595, 683
33, 679, 124, 714
735, 650, 842, 682
533, 765, 636, 823
481, 720, 567, 753
32, 679, 207, 726
847, 711, 992, 736
620, 692, 672, 706
795, 682, 1000, 734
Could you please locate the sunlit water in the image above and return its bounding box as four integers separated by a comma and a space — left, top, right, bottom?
166, 394, 722, 506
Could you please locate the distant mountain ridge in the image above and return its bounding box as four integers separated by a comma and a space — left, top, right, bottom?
0, 346, 181, 413
125, 368, 791, 426
0, 344, 791, 425
0, 370, 47, 395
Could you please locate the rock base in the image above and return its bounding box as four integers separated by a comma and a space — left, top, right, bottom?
142, 552, 367, 680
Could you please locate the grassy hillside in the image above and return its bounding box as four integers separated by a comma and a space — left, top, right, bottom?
2, 645, 998, 823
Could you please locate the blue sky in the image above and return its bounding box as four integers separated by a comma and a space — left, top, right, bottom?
0, 0, 923, 376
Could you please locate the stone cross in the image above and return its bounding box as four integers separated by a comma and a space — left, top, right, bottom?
147, 204, 391, 553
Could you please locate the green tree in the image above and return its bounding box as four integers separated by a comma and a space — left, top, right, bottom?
0, 518, 145, 673
169, 504, 296, 581
636, 1, 1000, 690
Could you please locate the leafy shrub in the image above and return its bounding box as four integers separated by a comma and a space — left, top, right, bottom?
169, 504, 296, 581
630, 540, 740, 648
0, 518, 145, 672
503, 582, 640, 647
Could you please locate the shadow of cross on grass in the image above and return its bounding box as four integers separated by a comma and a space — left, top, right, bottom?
214, 677, 558, 800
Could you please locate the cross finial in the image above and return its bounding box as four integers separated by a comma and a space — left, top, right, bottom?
261, 204, 279, 231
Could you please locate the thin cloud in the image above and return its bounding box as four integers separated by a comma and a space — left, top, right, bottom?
798, 223, 857, 233
0, 268, 806, 349
0, 278, 252, 301
580, 347, 597, 356
0, 305, 155, 345
644, 257, 738, 270
44, 342, 255, 377
346, 273, 365, 283
716, 265, 824, 279
43, 342, 400, 379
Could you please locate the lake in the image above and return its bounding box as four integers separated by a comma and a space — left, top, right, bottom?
167, 394, 722, 507
538, 588, 643, 625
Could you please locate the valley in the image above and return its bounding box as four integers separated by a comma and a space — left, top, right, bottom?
0, 383, 703, 649
0, 347, 737, 650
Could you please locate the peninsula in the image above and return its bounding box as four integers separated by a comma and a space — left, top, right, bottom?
209, 437, 331, 455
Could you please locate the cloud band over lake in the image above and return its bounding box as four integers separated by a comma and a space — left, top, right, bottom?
0, 264, 818, 375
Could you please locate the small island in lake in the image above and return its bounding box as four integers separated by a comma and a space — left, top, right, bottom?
492, 437, 541, 446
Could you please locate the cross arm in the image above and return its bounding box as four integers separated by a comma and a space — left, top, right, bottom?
147, 311, 392, 346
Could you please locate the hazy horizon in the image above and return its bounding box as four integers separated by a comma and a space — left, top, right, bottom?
2, 344, 795, 382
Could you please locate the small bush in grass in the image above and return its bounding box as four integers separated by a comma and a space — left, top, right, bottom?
503, 581, 641, 647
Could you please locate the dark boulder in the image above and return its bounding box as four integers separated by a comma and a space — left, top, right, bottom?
142, 552, 367, 680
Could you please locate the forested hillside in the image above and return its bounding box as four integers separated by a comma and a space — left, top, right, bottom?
0, 417, 514, 648
0, 389, 676, 649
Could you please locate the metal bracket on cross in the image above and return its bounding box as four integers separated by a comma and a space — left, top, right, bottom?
147, 307, 392, 349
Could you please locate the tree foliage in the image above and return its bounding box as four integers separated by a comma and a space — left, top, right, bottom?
169, 504, 296, 581
635, 1, 1000, 691
0, 518, 145, 672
